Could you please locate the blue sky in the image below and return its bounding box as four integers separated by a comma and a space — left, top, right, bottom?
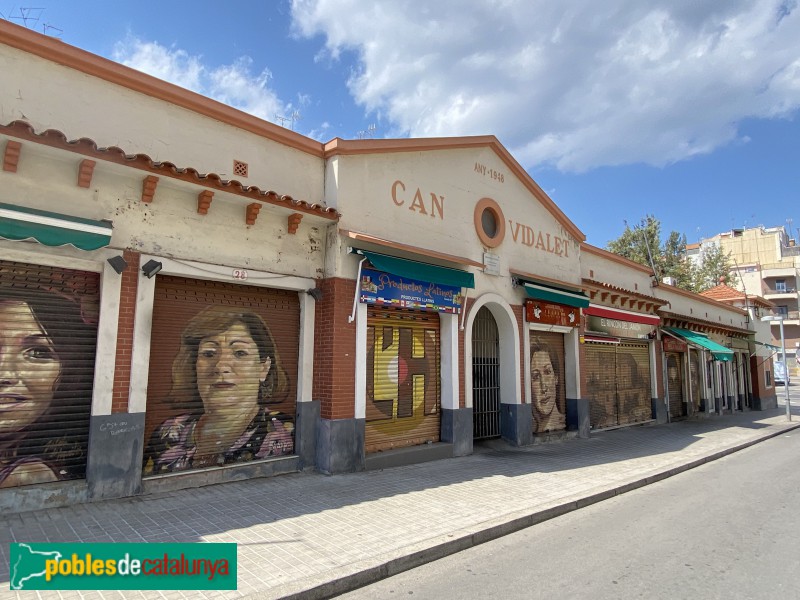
2, 1, 799, 248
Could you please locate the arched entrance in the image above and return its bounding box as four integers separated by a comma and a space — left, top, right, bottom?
472, 306, 501, 439
465, 294, 522, 443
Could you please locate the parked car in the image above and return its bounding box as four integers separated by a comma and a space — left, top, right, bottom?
774, 360, 790, 385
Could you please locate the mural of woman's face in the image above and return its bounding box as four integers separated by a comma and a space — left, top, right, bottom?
195, 322, 271, 415
0, 300, 61, 438
531, 350, 558, 417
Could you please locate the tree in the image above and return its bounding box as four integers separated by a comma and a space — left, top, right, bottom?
661, 230, 695, 291
605, 216, 737, 294
694, 243, 738, 292
606, 215, 661, 268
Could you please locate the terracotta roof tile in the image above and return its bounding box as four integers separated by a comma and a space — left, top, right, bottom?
1, 120, 339, 220
700, 284, 773, 308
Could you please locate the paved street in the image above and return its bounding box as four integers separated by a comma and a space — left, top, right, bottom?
2, 392, 799, 599
338, 414, 800, 599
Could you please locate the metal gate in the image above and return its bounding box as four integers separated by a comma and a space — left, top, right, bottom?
365, 307, 441, 453
666, 351, 686, 419
586, 341, 652, 428
472, 306, 501, 439
0, 259, 99, 488
142, 276, 299, 476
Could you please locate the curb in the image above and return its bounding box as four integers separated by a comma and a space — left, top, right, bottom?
264, 421, 800, 600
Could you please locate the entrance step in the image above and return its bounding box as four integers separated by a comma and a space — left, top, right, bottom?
365, 442, 454, 471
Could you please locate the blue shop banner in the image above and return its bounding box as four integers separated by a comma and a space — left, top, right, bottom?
360, 267, 463, 314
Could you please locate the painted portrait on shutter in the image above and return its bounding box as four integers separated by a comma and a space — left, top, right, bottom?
143, 299, 297, 476
0, 275, 98, 488
530, 336, 566, 433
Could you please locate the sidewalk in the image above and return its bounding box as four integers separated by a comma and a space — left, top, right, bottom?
3, 406, 799, 600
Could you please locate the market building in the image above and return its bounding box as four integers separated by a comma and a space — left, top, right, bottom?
315, 137, 588, 472
0, 20, 780, 512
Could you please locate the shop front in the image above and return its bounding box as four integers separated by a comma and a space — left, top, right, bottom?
661, 328, 734, 413
353, 250, 473, 454
0, 258, 100, 489
662, 334, 689, 420
131, 255, 321, 492
728, 337, 752, 410
142, 275, 300, 477
583, 306, 658, 429
522, 282, 586, 435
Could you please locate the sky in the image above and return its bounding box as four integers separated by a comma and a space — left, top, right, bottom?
2, 0, 799, 248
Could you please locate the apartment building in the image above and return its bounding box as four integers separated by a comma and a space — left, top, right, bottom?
694, 226, 799, 367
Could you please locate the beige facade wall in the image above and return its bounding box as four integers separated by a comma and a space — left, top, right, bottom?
330, 148, 582, 297
0, 43, 325, 205
654, 286, 750, 331
580, 248, 655, 294
1, 143, 328, 279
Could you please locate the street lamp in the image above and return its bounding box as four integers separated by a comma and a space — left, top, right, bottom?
761, 315, 790, 421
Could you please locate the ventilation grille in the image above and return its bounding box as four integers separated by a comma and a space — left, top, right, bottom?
233, 160, 248, 178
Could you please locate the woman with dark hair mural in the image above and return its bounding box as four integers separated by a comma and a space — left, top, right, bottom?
530, 336, 565, 433
144, 306, 294, 475
0, 287, 96, 488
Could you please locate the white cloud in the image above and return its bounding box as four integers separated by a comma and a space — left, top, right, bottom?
112, 37, 287, 122
291, 0, 800, 172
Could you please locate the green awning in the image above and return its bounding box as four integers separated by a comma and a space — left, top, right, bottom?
0, 203, 112, 251
523, 282, 589, 308
665, 327, 734, 362
359, 250, 475, 289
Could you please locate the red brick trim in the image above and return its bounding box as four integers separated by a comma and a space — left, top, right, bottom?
111, 250, 140, 413
3, 139, 21, 172
141, 175, 158, 203
77, 158, 95, 188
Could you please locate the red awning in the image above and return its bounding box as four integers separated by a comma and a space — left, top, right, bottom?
584, 305, 660, 326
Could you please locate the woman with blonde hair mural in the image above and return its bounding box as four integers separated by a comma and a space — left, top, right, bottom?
144, 306, 294, 475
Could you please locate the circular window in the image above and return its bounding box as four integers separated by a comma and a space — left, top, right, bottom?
474, 197, 505, 248
481, 208, 497, 238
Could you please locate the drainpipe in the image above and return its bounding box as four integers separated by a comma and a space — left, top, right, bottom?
348, 256, 366, 324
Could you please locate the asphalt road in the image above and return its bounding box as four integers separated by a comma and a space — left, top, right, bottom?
338, 389, 800, 599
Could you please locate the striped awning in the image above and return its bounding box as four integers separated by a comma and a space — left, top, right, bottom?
0, 203, 112, 250
664, 327, 734, 362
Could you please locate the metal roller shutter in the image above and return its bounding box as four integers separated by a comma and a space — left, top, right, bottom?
0, 259, 99, 488
366, 306, 440, 453
616, 342, 651, 425
665, 351, 685, 419
689, 350, 702, 412
585, 343, 618, 429
142, 276, 299, 476
530, 331, 566, 433
586, 341, 652, 429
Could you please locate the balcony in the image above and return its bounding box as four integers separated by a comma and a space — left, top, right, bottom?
769, 310, 800, 325
764, 286, 798, 298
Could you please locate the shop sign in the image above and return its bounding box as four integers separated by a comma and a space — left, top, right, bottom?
359, 267, 463, 314
587, 315, 655, 339
525, 299, 578, 327
663, 336, 687, 353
